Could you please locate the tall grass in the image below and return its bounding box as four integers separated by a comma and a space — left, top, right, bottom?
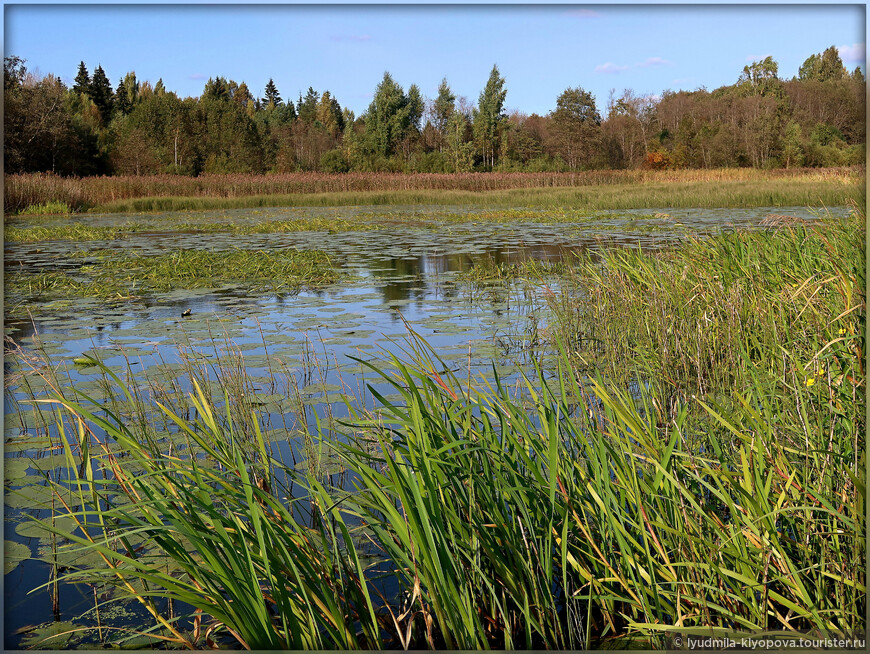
33, 319, 864, 647
19, 206, 865, 648
548, 206, 865, 402
5, 167, 863, 213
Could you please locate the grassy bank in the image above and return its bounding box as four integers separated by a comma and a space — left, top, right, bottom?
13, 206, 863, 648
5, 167, 863, 214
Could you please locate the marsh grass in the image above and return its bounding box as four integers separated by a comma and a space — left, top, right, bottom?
5, 248, 342, 302
9, 204, 865, 648
455, 256, 570, 283
5, 167, 863, 214
16, 200, 72, 215
79, 180, 867, 214
28, 312, 865, 648
547, 207, 865, 405
4, 216, 383, 244
4, 223, 133, 243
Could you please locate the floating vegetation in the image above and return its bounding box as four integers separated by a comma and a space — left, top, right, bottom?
5, 247, 342, 305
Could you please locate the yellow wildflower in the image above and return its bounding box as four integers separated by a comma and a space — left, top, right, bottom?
806, 378, 816, 387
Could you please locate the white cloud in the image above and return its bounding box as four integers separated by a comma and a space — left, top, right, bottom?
638, 57, 672, 67
565, 9, 600, 19
745, 53, 772, 63
838, 43, 866, 63
189, 73, 207, 80
595, 62, 629, 74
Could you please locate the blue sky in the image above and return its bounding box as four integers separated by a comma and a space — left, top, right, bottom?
4, 3, 865, 117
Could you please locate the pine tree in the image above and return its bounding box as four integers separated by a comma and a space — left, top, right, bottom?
73, 61, 90, 95
263, 78, 282, 108
297, 87, 319, 123
202, 77, 230, 101
114, 72, 139, 117
90, 65, 114, 124
316, 91, 344, 136
114, 77, 129, 115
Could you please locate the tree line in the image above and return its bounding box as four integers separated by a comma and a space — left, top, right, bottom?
4, 46, 864, 177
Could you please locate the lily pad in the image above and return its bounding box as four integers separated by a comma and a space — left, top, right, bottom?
4, 539, 31, 574
18, 621, 83, 649
3, 458, 35, 483
16, 515, 79, 541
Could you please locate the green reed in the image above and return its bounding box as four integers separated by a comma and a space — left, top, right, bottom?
17, 205, 865, 648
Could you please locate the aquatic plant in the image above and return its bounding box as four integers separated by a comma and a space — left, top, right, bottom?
7, 203, 864, 648
26, 309, 865, 648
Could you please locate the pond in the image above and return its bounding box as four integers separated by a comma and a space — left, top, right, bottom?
3, 204, 844, 648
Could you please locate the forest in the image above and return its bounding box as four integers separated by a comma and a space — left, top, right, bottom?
3, 46, 865, 177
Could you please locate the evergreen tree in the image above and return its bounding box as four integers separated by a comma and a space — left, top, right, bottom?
363, 72, 413, 157
115, 77, 130, 115
202, 77, 230, 101
407, 84, 424, 134
90, 65, 115, 124
73, 61, 90, 95
432, 77, 456, 134
297, 87, 319, 123
316, 91, 344, 136
472, 65, 507, 168
263, 78, 282, 107
234, 82, 254, 107
114, 72, 139, 117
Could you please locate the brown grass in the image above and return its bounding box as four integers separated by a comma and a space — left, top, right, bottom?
4, 167, 863, 213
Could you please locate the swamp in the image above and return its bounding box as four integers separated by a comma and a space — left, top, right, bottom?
3, 177, 866, 649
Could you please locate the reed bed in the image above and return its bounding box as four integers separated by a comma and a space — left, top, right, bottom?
12, 206, 865, 648
5, 167, 863, 214
29, 317, 865, 648
547, 206, 865, 404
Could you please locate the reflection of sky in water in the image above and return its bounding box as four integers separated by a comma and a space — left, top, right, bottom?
5, 204, 847, 395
